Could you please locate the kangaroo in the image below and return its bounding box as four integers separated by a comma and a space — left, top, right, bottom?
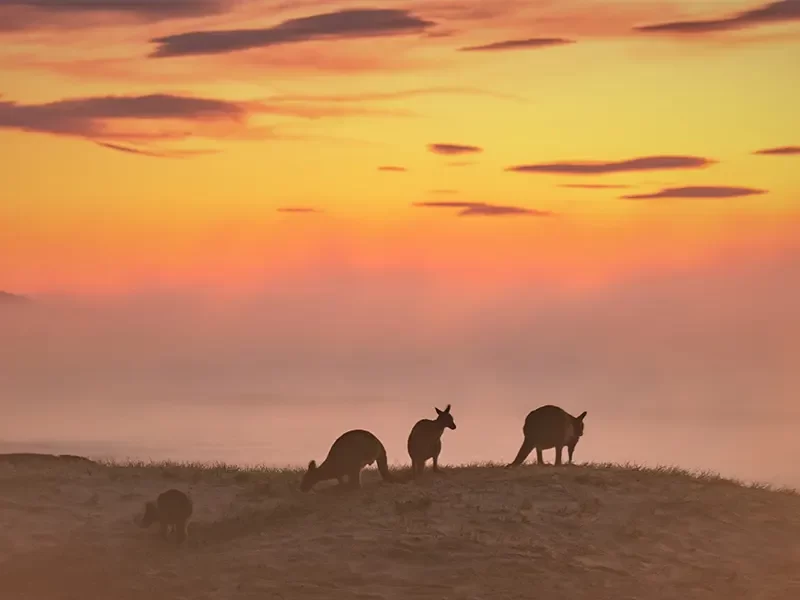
300, 429, 397, 492
407, 404, 456, 477
507, 405, 587, 467
139, 488, 193, 544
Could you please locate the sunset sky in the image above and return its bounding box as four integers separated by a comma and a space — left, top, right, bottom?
2, 0, 799, 295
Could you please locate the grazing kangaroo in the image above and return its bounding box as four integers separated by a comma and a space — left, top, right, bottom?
300, 429, 397, 492
507, 405, 587, 467
407, 404, 456, 477
140, 488, 193, 544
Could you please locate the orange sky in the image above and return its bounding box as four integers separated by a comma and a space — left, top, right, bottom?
2, 0, 799, 295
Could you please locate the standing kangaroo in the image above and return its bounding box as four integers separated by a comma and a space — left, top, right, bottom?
139, 488, 193, 544
300, 429, 397, 492
407, 404, 456, 477
507, 405, 587, 467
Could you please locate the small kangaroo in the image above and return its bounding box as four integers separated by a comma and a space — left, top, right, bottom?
139, 488, 193, 544
300, 429, 397, 492
507, 405, 587, 467
407, 404, 456, 477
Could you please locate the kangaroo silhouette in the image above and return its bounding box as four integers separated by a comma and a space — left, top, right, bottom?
300, 429, 397, 492
139, 488, 193, 544
507, 405, 587, 467
407, 404, 456, 477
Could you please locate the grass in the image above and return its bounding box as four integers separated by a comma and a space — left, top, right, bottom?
1, 456, 798, 599
95, 457, 798, 495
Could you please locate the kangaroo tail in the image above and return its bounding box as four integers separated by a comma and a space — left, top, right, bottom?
376, 445, 399, 483
507, 435, 535, 468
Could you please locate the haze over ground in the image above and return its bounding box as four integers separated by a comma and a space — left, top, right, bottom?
3, 237, 799, 488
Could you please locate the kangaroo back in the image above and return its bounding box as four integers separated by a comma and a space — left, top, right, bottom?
301, 429, 401, 491
508, 405, 587, 467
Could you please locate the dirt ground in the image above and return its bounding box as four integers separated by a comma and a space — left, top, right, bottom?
1, 457, 798, 600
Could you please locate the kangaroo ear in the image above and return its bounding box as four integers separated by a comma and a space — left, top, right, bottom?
435, 407, 443, 415
577, 411, 587, 421
444, 404, 451, 413
307, 460, 317, 471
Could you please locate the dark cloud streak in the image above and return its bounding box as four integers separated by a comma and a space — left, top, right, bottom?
635, 0, 800, 35
150, 8, 435, 58
507, 155, 714, 175
0, 93, 246, 139
622, 186, 767, 200
754, 145, 800, 156
277, 207, 323, 214
413, 201, 553, 217
95, 141, 219, 158
0, 0, 227, 31
428, 143, 483, 155
459, 37, 574, 52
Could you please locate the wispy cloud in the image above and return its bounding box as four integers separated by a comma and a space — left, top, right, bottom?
635, 0, 800, 36
459, 37, 574, 52
0, 0, 228, 31
277, 207, 323, 214
560, 183, 631, 189
150, 8, 435, 58
622, 186, 767, 200
0, 91, 416, 149
0, 94, 247, 141
428, 143, 483, 155
266, 86, 530, 104
413, 201, 553, 217
95, 141, 219, 158
378, 165, 407, 172
507, 155, 714, 175
754, 145, 800, 156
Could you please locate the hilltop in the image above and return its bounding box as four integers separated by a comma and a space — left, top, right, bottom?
0, 291, 31, 305
0, 458, 797, 599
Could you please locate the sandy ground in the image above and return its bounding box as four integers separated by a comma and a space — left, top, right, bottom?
0, 456, 798, 600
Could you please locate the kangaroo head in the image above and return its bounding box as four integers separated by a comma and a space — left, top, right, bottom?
574, 411, 587, 437
300, 460, 318, 492
435, 404, 456, 430
140, 501, 158, 528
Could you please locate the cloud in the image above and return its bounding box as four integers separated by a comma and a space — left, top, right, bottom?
150, 8, 435, 58
506, 155, 714, 175
460, 204, 553, 217
0, 92, 410, 149
635, 0, 800, 35
754, 145, 800, 156
413, 201, 553, 217
560, 183, 631, 189
276, 207, 322, 214
428, 143, 483, 155
0, 94, 247, 139
266, 86, 530, 104
378, 166, 407, 172
95, 141, 219, 158
622, 186, 768, 200
459, 37, 575, 52
429, 189, 458, 194
0, 0, 228, 31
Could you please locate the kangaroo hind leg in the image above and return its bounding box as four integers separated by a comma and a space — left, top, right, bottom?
508, 435, 535, 467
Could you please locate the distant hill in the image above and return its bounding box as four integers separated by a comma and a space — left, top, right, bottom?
0, 291, 32, 305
